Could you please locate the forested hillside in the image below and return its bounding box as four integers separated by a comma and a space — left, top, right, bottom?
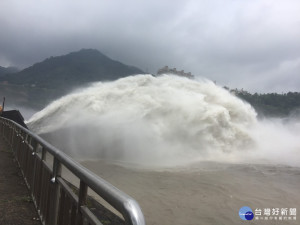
232, 89, 300, 117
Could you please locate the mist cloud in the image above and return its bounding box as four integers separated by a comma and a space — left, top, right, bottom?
27, 75, 258, 167
1, 0, 300, 92
27, 75, 300, 168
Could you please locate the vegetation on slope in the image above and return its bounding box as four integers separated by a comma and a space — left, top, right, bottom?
0, 49, 144, 90
230, 88, 300, 117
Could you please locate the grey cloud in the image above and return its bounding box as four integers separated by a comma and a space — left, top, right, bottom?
0, 0, 300, 92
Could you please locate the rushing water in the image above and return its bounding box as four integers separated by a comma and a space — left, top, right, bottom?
27, 75, 260, 166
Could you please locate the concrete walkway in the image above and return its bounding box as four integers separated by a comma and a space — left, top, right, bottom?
0, 136, 41, 225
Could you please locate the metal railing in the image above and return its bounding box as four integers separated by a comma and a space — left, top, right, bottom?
0, 117, 145, 225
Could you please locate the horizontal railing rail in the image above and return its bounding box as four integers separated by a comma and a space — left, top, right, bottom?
0, 117, 145, 225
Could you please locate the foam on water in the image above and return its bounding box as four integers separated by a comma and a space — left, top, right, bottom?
27, 74, 300, 167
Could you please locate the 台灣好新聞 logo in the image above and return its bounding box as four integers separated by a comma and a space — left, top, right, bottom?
239, 206, 254, 220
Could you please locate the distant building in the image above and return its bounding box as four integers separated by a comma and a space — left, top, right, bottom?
157, 66, 194, 79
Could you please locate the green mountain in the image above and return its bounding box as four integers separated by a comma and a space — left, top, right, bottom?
231, 88, 300, 117
0, 49, 145, 109
0, 66, 19, 77
0, 49, 144, 90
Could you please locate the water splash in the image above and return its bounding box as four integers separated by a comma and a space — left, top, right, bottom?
27, 75, 259, 166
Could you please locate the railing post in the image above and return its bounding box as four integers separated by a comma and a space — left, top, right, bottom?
38, 147, 47, 220
30, 141, 38, 194
77, 181, 88, 225
41, 147, 46, 160
49, 157, 62, 225
9, 124, 14, 146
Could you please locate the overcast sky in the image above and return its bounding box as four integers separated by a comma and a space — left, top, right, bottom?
1, 0, 300, 92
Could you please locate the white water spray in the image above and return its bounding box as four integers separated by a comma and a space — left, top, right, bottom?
27, 75, 300, 167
